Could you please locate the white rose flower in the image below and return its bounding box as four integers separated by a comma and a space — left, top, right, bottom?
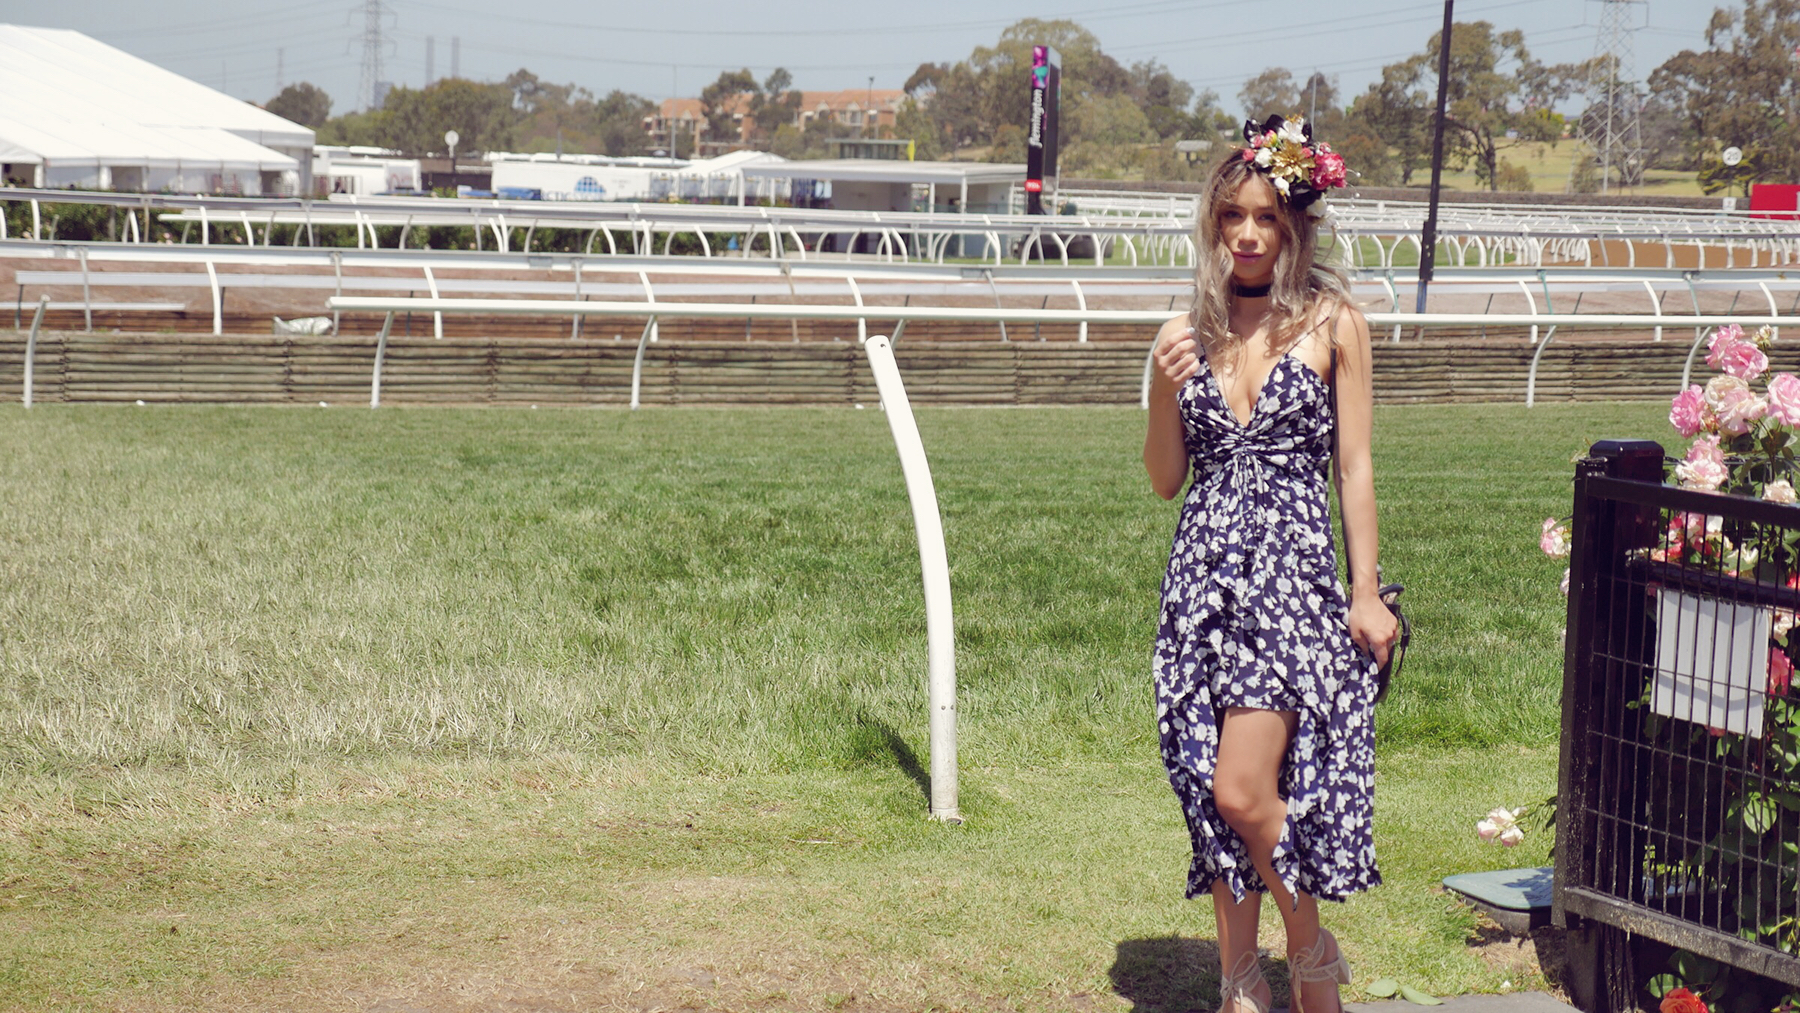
1278, 118, 1308, 145
1273, 176, 1291, 195
1254, 147, 1274, 167
1765, 479, 1797, 504
1498, 825, 1525, 847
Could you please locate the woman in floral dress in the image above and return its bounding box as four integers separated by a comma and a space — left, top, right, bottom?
1142, 116, 1395, 1013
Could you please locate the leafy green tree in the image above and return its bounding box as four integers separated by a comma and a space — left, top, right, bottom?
590, 90, 656, 157
1344, 67, 1433, 185
1648, 0, 1800, 194
315, 107, 393, 147
1130, 59, 1195, 139
266, 82, 331, 128
1367, 21, 1573, 190
893, 98, 942, 160
380, 78, 517, 154
1063, 92, 1155, 175
699, 69, 758, 143
749, 68, 802, 139
1238, 67, 1299, 120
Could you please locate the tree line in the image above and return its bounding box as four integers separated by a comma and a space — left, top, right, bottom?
264, 0, 1796, 193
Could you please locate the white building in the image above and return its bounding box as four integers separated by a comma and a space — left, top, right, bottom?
0, 25, 312, 195
313, 146, 422, 196
486, 149, 787, 203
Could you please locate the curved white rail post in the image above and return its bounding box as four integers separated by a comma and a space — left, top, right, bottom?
1643, 280, 1664, 342
1516, 279, 1539, 344
423, 266, 443, 340
846, 276, 868, 345
1140, 337, 1157, 409
862, 334, 960, 822
1760, 281, 1780, 342
369, 312, 395, 408
23, 295, 46, 407
631, 272, 659, 409
78, 247, 92, 333
204, 260, 222, 335
1071, 279, 1089, 343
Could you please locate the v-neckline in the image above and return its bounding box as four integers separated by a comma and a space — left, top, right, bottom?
1204, 346, 1297, 429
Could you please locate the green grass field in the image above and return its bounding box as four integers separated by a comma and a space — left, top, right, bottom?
0, 401, 1671, 1012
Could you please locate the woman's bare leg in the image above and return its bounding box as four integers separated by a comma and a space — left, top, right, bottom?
1211, 880, 1268, 1013
1214, 707, 1342, 1013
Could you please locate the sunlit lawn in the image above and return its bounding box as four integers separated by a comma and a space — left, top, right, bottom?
0, 401, 1669, 1012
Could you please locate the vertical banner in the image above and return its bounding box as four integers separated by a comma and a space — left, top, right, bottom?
1025, 45, 1060, 215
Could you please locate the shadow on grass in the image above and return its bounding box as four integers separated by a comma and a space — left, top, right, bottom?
872, 718, 930, 803
1110, 935, 1232, 1013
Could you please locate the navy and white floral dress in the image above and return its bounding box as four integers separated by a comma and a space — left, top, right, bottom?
1154, 330, 1381, 904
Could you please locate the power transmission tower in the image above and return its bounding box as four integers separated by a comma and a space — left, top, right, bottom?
355, 0, 394, 112
1571, 0, 1647, 193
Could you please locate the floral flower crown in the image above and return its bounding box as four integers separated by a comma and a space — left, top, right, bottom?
1239, 114, 1348, 217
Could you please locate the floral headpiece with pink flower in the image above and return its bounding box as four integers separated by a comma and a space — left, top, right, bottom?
1239, 114, 1349, 217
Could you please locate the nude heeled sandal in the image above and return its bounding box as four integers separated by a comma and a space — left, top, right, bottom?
1219, 950, 1272, 1013
1288, 929, 1352, 1013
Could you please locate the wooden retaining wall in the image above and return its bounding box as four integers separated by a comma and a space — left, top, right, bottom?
0, 329, 1773, 406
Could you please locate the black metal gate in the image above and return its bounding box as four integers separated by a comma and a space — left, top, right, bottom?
1557, 440, 1800, 1011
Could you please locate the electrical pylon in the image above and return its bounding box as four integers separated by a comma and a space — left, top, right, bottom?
356, 0, 390, 112
1571, 0, 1647, 193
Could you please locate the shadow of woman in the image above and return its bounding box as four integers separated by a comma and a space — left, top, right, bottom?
1110, 936, 1295, 1013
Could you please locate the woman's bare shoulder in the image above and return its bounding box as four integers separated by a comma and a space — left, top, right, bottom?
1325, 299, 1370, 343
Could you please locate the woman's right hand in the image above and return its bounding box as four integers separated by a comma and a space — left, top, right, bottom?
1152, 326, 1201, 391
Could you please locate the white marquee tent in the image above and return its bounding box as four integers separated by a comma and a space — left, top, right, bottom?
0, 24, 312, 195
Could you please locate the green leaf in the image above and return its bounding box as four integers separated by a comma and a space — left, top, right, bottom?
1743, 793, 1778, 835
1365, 979, 1400, 998
1648, 973, 1683, 998
1398, 984, 1444, 1006
1673, 950, 1720, 983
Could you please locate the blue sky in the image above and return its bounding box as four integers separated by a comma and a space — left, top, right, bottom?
0, 0, 1730, 118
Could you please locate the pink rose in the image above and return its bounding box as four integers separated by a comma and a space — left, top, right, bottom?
1241, 147, 1255, 161
1669, 384, 1709, 437
1675, 435, 1729, 491
1312, 145, 1348, 189
1706, 325, 1768, 380
1540, 518, 1570, 557
1704, 375, 1765, 435
1768, 373, 1800, 426
1770, 648, 1793, 698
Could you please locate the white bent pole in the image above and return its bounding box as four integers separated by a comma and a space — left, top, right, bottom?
863, 334, 960, 823
369, 312, 395, 408
23, 295, 46, 407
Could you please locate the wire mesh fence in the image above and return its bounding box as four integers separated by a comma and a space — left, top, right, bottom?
1558, 440, 1800, 1010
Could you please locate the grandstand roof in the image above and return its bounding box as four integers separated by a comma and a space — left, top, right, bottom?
0, 24, 309, 172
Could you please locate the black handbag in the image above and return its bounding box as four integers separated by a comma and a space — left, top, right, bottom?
1374, 580, 1410, 704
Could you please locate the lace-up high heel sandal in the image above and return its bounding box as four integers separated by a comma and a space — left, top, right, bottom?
1219, 950, 1271, 1013
1288, 929, 1351, 1013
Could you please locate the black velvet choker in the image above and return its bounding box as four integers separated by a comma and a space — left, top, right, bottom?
1231, 281, 1272, 298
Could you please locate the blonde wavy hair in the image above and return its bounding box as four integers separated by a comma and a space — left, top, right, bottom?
1187, 151, 1349, 363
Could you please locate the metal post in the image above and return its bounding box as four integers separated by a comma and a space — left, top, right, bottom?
862, 334, 959, 822
78, 247, 92, 333
1416, 0, 1455, 313
23, 295, 46, 407
982, 268, 1008, 343
423, 265, 442, 340
572, 261, 583, 340
630, 316, 658, 410
369, 311, 394, 408
205, 260, 222, 335
847, 276, 868, 345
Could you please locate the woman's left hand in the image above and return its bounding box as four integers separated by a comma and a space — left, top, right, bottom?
1348, 594, 1399, 670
